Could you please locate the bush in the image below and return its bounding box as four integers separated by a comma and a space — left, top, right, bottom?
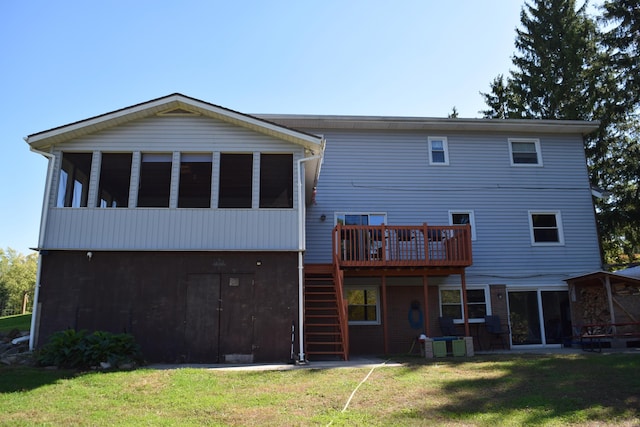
37, 329, 143, 369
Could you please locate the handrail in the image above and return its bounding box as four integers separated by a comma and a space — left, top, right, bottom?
333, 251, 349, 360
333, 223, 472, 268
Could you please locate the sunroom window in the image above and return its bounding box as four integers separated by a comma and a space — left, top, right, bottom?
137, 153, 172, 207
57, 152, 92, 208
259, 154, 293, 208
97, 153, 132, 208
218, 153, 253, 208
178, 153, 213, 208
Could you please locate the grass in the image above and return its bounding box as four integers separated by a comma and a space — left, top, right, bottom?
0, 313, 31, 334
1, 353, 639, 426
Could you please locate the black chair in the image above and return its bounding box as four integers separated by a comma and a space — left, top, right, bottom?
485, 315, 508, 349
439, 316, 462, 337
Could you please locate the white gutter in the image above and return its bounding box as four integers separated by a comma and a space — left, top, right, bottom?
26, 143, 56, 351
295, 152, 323, 363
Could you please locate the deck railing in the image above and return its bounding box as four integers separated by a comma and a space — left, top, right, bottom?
333, 223, 472, 268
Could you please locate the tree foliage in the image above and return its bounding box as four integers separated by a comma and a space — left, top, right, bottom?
480, 0, 640, 266
0, 248, 38, 316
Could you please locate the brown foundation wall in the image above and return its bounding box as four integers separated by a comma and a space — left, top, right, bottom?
37, 251, 299, 363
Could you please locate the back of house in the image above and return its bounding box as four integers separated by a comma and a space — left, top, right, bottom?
26, 94, 601, 363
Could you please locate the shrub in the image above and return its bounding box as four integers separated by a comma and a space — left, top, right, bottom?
37, 329, 143, 369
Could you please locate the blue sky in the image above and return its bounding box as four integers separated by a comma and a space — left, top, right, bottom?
1, 1, 550, 254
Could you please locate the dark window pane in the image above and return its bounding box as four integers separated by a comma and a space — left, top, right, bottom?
452, 213, 470, 225
532, 214, 557, 228
219, 154, 252, 208
58, 152, 92, 207
442, 305, 462, 319
179, 154, 212, 208
534, 228, 559, 242
97, 153, 132, 208
431, 151, 445, 163
138, 153, 172, 207
468, 304, 487, 319
467, 289, 486, 303
259, 154, 293, 208
348, 306, 365, 321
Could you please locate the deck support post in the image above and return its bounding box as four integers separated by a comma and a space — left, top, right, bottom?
461, 271, 470, 337
423, 274, 429, 334
382, 273, 388, 355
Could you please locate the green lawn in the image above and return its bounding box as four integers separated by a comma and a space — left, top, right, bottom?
1, 353, 639, 426
0, 313, 31, 334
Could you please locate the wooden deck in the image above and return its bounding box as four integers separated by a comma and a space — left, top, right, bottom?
333, 223, 473, 268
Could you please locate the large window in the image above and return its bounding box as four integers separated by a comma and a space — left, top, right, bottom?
509, 138, 542, 166
440, 288, 487, 322
219, 153, 253, 208
428, 137, 449, 165
97, 153, 132, 208
137, 153, 172, 207
448, 210, 476, 241
178, 153, 212, 208
57, 152, 93, 207
529, 211, 564, 245
260, 154, 293, 208
347, 287, 380, 324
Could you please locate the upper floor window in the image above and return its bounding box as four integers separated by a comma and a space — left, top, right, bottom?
57, 152, 92, 208
440, 287, 488, 323
346, 286, 380, 325
428, 137, 449, 165
218, 153, 253, 208
138, 153, 172, 207
449, 210, 476, 241
179, 153, 212, 208
260, 154, 293, 208
97, 153, 132, 208
509, 138, 542, 166
529, 211, 564, 245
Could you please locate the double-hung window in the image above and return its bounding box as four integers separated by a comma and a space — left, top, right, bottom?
428, 137, 449, 165
346, 286, 380, 324
529, 211, 564, 245
440, 287, 488, 322
509, 138, 542, 166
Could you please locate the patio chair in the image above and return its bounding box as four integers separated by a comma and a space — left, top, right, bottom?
438, 316, 462, 337
485, 315, 508, 349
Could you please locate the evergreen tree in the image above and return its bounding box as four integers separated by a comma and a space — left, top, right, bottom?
480, 0, 640, 265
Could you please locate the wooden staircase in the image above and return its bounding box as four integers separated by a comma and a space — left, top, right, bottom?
304, 264, 349, 361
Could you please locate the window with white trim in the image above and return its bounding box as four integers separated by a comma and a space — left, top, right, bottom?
440, 287, 488, 322
529, 211, 564, 245
509, 138, 542, 166
346, 286, 380, 324
448, 210, 476, 241
428, 137, 449, 165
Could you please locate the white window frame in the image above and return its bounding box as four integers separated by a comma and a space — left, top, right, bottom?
528, 211, 565, 246
335, 212, 387, 226
428, 136, 449, 166
439, 285, 490, 324
509, 138, 543, 166
448, 210, 476, 241
346, 286, 381, 325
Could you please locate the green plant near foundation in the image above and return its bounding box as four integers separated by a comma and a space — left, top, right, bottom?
37, 329, 143, 369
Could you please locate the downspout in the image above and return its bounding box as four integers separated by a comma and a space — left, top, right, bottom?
26, 142, 56, 351
296, 151, 323, 363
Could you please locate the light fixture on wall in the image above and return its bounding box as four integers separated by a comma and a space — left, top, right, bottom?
320, 214, 327, 222
497, 292, 503, 300
86, 251, 93, 261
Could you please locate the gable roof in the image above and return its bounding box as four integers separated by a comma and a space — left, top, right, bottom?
25, 93, 325, 154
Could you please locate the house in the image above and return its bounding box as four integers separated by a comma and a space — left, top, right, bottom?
25, 94, 602, 363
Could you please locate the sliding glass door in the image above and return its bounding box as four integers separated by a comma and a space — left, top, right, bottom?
508, 289, 571, 346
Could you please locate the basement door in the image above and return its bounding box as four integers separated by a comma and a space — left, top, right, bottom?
184, 273, 254, 363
